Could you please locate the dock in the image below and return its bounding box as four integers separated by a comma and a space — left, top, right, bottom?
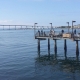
35, 29, 80, 58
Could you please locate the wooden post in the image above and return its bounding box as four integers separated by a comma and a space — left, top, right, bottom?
76, 40, 79, 57
54, 51, 57, 60
48, 38, 50, 56
64, 51, 67, 60
38, 39, 40, 55
38, 51, 40, 58
54, 40, 57, 53
64, 39, 67, 53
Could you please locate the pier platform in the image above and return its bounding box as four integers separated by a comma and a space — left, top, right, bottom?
35, 30, 80, 57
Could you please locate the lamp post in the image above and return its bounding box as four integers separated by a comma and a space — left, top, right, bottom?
72, 20, 76, 34
66, 22, 69, 33
50, 23, 53, 30
34, 23, 38, 37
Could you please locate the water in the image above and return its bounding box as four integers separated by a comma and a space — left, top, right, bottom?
0, 29, 80, 80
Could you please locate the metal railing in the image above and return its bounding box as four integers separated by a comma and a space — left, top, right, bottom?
35, 30, 80, 39
35, 30, 63, 38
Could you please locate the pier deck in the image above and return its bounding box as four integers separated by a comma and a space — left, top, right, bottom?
35, 31, 80, 41
35, 30, 80, 57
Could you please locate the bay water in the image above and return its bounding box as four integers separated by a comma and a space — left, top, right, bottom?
0, 29, 80, 80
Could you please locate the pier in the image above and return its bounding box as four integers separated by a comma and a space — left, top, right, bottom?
0, 23, 80, 58
35, 29, 80, 58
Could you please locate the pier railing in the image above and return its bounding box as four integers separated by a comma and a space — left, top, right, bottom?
35, 30, 63, 38
35, 30, 80, 40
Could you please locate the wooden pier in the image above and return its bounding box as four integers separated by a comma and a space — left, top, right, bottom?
35, 30, 80, 57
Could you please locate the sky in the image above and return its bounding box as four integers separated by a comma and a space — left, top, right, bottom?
0, 0, 80, 26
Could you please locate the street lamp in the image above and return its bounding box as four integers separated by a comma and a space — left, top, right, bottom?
34, 23, 38, 37
66, 22, 69, 33
50, 23, 53, 30
72, 20, 76, 34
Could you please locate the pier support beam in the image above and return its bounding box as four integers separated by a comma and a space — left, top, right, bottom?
64, 51, 67, 60
64, 39, 67, 53
38, 39, 40, 55
54, 40, 57, 53
76, 40, 79, 57
48, 38, 50, 56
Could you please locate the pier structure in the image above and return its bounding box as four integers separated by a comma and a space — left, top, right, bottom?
35, 31, 80, 57
35, 21, 80, 58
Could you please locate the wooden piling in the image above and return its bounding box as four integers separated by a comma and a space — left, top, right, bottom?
76, 40, 79, 57
38, 50, 40, 58
64, 39, 67, 52
64, 51, 67, 60
48, 38, 50, 56
54, 40, 57, 53
35, 30, 80, 58
38, 39, 40, 54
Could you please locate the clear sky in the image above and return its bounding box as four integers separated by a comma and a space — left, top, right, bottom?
0, 0, 80, 26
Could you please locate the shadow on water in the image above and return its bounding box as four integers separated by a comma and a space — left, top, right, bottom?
34, 47, 80, 80
36, 51, 80, 73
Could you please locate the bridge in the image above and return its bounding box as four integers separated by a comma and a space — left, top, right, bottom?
0, 25, 53, 30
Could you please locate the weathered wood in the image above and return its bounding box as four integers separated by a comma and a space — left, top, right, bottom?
64, 39, 67, 52
38, 50, 40, 57
38, 39, 40, 53
63, 33, 71, 38
54, 40, 57, 53
35, 32, 80, 58
48, 38, 50, 56
64, 51, 67, 60
76, 40, 79, 57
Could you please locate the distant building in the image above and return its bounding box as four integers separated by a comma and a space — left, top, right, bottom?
74, 24, 80, 28
77, 24, 80, 28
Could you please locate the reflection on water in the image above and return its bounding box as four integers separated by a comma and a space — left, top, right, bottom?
35, 52, 80, 80
36, 54, 80, 72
